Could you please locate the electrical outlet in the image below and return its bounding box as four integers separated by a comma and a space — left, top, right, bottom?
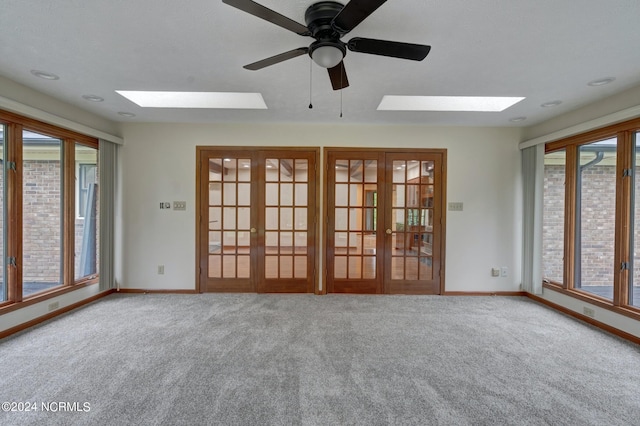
500, 267, 508, 277
491, 268, 500, 277
158, 265, 164, 275
173, 201, 186, 211
583, 307, 595, 318
48, 301, 59, 311
160, 202, 171, 209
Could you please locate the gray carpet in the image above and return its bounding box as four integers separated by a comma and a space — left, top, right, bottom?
0, 294, 639, 425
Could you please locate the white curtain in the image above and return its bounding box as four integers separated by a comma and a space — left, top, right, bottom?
99, 139, 117, 291
522, 144, 544, 294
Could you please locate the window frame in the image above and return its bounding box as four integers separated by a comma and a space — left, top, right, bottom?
543, 117, 640, 320
0, 109, 99, 313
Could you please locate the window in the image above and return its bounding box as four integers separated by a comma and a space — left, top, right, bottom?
22, 130, 63, 297
75, 144, 99, 281
543, 118, 640, 318
543, 149, 565, 284
632, 131, 640, 307
0, 124, 5, 302
0, 110, 99, 309
575, 139, 617, 299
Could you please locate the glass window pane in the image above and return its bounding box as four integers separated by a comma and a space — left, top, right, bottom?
237, 159, 251, 182
23, 130, 63, 297
295, 183, 307, 206
543, 149, 565, 284
294, 159, 308, 182
237, 183, 250, 205
335, 184, 348, 206
294, 208, 307, 230
237, 207, 250, 229
265, 256, 278, 278
223, 207, 236, 229
349, 160, 363, 182
577, 139, 616, 299
265, 207, 278, 230
633, 132, 640, 307
75, 143, 99, 281
393, 161, 406, 183
350, 184, 363, 206
349, 257, 361, 279
280, 207, 293, 230
280, 183, 293, 206
209, 182, 221, 205
364, 160, 377, 183
294, 256, 307, 278
279, 159, 293, 182
266, 183, 279, 206
223, 183, 236, 205
223, 160, 236, 181
335, 160, 349, 182
335, 208, 348, 231
334, 256, 347, 279
209, 159, 223, 181
0, 125, 4, 302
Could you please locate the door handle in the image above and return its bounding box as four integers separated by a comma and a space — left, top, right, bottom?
386, 229, 392, 235
250, 228, 257, 233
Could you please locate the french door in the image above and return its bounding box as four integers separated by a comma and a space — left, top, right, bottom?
325, 149, 446, 294
196, 147, 318, 293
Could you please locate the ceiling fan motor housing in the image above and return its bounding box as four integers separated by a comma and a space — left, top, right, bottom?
305, 1, 347, 60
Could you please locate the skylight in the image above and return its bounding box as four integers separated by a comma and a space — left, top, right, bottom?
377, 96, 525, 112
116, 91, 267, 109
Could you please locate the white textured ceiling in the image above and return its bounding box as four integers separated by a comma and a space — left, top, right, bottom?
1, 0, 640, 127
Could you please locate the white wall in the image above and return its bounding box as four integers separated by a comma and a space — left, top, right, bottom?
119, 123, 523, 292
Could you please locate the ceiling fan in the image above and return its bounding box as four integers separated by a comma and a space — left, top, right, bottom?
222, 0, 431, 90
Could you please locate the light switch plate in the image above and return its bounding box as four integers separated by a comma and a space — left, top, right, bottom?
448, 202, 463, 211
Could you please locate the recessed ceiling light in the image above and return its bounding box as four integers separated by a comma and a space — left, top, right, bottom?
590, 78, 615, 86
588, 77, 615, 87
82, 94, 104, 102
117, 111, 136, 118
509, 116, 527, 122
540, 100, 562, 108
115, 91, 267, 109
30, 70, 59, 80
377, 96, 525, 112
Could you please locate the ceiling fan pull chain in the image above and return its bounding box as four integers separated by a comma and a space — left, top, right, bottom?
339, 68, 343, 118
308, 58, 313, 109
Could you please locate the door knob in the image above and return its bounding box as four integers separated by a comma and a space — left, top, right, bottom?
386, 229, 392, 235
250, 228, 257, 233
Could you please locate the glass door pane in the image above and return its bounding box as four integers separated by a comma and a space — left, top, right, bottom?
390, 160, 433, 281
575, 138, 617, 299
327, 153, 382, 293
260, 153, 316, 293
208, 157, 252, 282
23, 130, 63, 297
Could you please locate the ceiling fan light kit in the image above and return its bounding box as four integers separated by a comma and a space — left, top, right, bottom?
222, 0, 431, 90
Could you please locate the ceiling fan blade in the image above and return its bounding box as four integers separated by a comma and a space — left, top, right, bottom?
331, 0, 388, 34
328, 61, 349, 90
347, 37, 431, 61
222, 0, 311, 36
243, 47, 309, 70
